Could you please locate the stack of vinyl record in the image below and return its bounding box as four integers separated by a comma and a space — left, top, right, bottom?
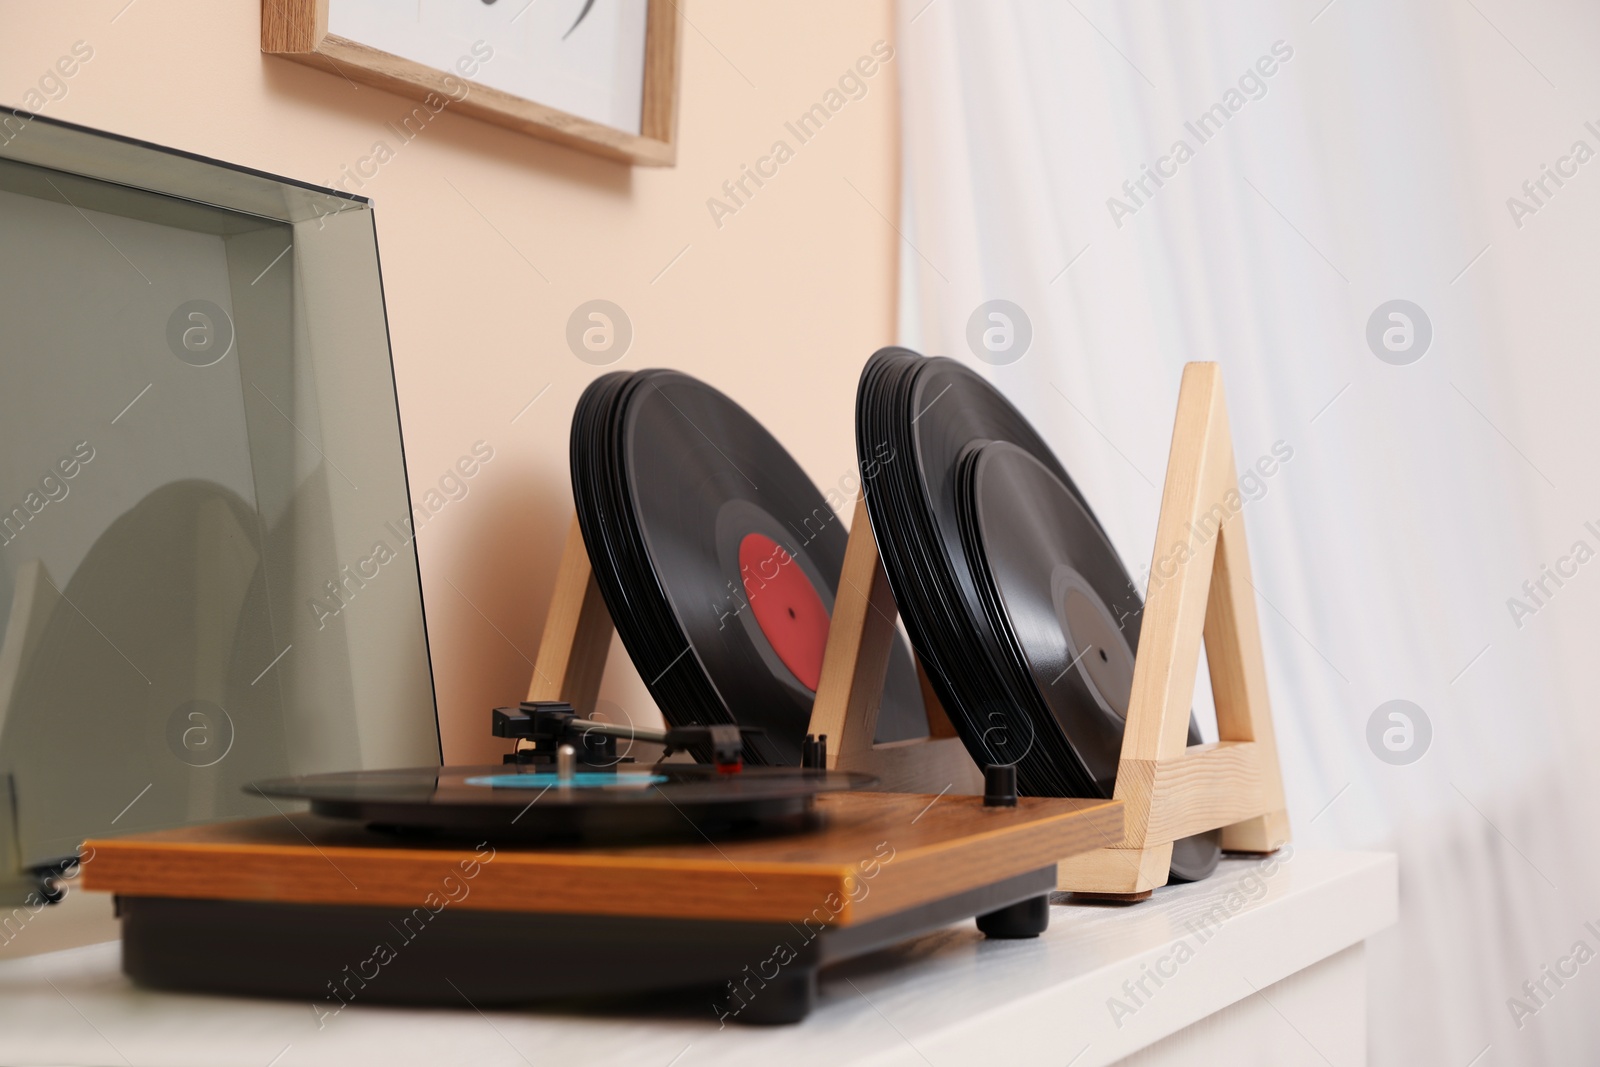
857, 348, 1219, 881
570, 369, 928, 766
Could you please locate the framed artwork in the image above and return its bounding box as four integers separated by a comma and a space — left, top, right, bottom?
263, 0, 682, 166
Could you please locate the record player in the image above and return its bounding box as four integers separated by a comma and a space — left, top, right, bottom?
0, 113, 1286, 1031
83, 705, 1123, 1024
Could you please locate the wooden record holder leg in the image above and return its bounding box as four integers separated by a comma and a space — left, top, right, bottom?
804, 497, 984, 794
1055, 362, 1289, 897
527, 517, 613, 714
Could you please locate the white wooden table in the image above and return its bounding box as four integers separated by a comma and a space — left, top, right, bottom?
0, 849, 1395, 1067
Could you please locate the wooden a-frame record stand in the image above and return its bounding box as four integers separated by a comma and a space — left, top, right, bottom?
529, 361, 1289, 900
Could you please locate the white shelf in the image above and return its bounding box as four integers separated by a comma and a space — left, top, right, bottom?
0, 849, 1395, 1067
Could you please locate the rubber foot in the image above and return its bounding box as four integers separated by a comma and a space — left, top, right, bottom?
976, 893, 1049, 938
732, 969, 816, 1025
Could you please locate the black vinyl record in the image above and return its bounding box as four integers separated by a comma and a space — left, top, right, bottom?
571, 370, 928, 766
957, 441, 1136, 794
250, 765, 873, 843
857, 348, 1218, 882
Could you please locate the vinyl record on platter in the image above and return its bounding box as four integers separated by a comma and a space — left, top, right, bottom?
571, 370, 929, 767
856, 347, 1219, 882
249, 764, 875, 843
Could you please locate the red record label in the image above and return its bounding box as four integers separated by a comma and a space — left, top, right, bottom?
738, 533, 830, 691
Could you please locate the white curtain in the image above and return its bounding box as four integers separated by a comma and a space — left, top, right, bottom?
897, 1, 1600, 1063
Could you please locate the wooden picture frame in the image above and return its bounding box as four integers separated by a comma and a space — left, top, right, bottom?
262, 0, 682, 166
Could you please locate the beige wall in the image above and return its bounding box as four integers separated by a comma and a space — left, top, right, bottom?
3, 0, 901, 765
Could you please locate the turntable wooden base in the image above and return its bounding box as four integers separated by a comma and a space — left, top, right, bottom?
83, 791, 1120, 1023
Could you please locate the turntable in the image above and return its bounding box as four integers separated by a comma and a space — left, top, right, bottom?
83, 706, 1123, 1024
